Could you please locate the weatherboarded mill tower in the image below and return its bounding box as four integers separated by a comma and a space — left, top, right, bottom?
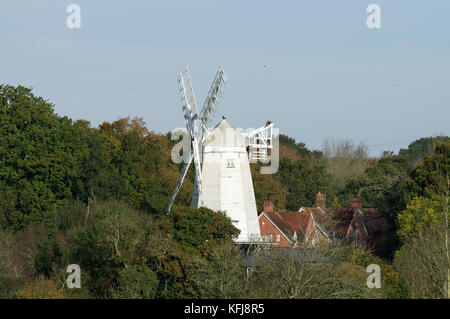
202, 119, 261, 242
168, 66, 274, 243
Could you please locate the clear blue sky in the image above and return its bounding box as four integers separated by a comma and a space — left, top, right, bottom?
0, 0, 449, 156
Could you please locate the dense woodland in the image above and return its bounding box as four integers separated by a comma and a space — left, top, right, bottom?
0, 85, 448, 299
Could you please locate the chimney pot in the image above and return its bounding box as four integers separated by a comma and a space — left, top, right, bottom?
349, 198, 363, 210
315, 191, 326, 210
263, 200, 274, 213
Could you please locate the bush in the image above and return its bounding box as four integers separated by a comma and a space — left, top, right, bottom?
16, 275, 65, 299
56, 200, 87, 232
111, 265, 159, 299
172, 207, 239, 247
65, 201, 149, 297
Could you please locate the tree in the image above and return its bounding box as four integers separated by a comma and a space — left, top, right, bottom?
98, 117, 193, 216
0, 85, 111, 231
279, 134, 312, 158
275, 157, 332, 210
322, 137, 372, 193
65, 201, 148, 297
341, 156, 409, 211
245, 243, 385, 299
251, 164, 288, 212
393, 141, 449, 299
404, 141, 449, 202
395, 221, 448, 299
172, 207, 240, 247
16, 275, 65, 299
397, 196, 447, 242
111, 265, 159, 299
399, 136, 449, 167
185, 240, 247, 298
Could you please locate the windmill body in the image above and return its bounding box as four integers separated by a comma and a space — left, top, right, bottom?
201, 119, 261, 242
168, 66, 273, 243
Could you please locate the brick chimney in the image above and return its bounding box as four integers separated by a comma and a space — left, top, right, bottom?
315, 191, 326, 210
263, 200, 274, 213
349, 198, 363, 210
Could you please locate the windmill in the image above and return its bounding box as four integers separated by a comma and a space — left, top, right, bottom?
168, 66, 274, 243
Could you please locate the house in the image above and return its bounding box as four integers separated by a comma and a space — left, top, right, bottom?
257, 191, 391, 253
332, 198, 391, 251
258, 193, 330, 248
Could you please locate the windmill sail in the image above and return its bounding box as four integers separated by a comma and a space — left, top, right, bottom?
167, 66, 270, 243
167, 153, 193, 213
167, 66, 227, 213
197, 66, 227, 140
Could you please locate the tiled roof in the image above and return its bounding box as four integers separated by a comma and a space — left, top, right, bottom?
332, 208, 356, 235
263, 206, 332, 243
264, 211, 311, 242
332, 207, 390, 242
360, 209, 391, 235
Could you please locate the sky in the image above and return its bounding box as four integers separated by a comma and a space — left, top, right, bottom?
0, 0, 449, 156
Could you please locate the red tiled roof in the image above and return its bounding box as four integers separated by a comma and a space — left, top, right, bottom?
264, 211, 311, 242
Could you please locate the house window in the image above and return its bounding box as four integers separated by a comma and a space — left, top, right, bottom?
276, 234, 280, 242
226, 158, 235, 168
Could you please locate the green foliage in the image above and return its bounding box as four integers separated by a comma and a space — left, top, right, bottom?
34, 238, 62, 278
0, 230, 24, 298
246, 245, 384, 299
404, 141, 449, 201
98, 118, 193, 215
348, 248, 409, 298
0, 85, 111, 231
275, 157, 332, 210
279, 134, 312, 158
251, 163, 288, 212
251, 134, 332, 211
111, 265, 159, 299
395, 221, 448, 299
393, 142, 449, 299
65, 202, 146, 297
52, 201, 242, 298
397, 196, 447, 242
399, 136, 449, 167
16, 275, 65, 299
172, 206, 240, 247
1, 84, 447, 299
184, 240, 247, 298
55, 200, 86, 232
341, 156, 409, 211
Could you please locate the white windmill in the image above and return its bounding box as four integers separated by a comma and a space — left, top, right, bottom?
168, 66, 274, 243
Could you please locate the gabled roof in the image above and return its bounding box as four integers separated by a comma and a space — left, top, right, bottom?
213, 118, 235, 130
333, 207, 390, 241
260, 210, 324, 244
204, 118, 246, 147
333, 208, 357, 235
299, 207, 330, 223
259, 212, 294, 244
